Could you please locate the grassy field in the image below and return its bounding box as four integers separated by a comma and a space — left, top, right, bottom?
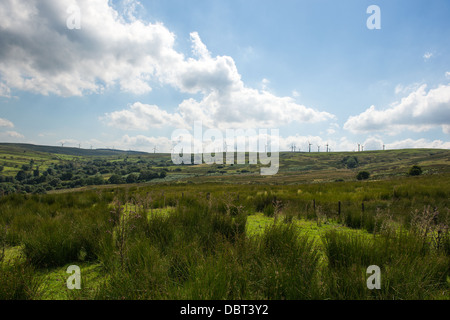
0, 144, 449, 300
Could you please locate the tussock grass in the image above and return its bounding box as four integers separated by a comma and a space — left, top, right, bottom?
0, 174, 448, 300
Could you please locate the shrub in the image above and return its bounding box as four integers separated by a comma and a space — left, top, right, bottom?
356, 171, 370, 180
344, 156, 358, 169
409, 165, 422, 176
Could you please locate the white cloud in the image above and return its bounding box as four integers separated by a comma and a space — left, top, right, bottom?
0, 118, 14, 128
6, 131, 24, 138
0, 0, 178, 96
423, 52, 433, 60
261, 78, 270, 91
446, 72, 450, 79
386, 138, 450, 150
292, 90, 300, 98
0, 82, 11, 98
344, 84, 450, 135
0, 130, 24, 140
1, 0, 334, 130
103, 34, 334, 130
118, 135, 174, 153
394, 82, 422, 95
362, 137, 384, 151
177, 86, 334, 130
104, 102, 186, 130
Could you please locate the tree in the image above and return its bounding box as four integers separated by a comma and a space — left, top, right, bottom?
126, 174, 138, 184
61, 172, 73, 181
15, 170, 28, 182
49, 178, 61, 187
108, 174, 124, 184
159, 171, 167, 179
345, 156, 358, 169
138, 171, 158, 182
356, 171, 370, 180
409, 165, 422, 176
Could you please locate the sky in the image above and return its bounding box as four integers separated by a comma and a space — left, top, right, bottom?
0, 0, 449, 153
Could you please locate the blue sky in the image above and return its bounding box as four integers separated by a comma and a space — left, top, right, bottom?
0, 0, 449, 152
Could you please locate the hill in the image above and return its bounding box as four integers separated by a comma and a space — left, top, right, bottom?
0, 143, 147, 157
0, 142, 449, 194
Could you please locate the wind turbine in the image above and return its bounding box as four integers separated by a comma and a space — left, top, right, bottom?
153, 146, 158, 154
326, 143, 329, 153
317, 145, 320, 152
61, 142, 64, 147
308, 141, 312, 153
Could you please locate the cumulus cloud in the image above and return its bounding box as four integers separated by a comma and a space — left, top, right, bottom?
103, 32, 334, 130
6, 131, 24, 138
104, 102, 186, 130
0, 131, 24, 140
386, 138, 450, 150
0, 118, 14, 128
0, 0, 178, 96
344, 84, 450, 134
0, 82, 11, 98
362, 137, 384, 151
118, 135, 176, 153
177, 85, 335, 130
0, 0, 334, 131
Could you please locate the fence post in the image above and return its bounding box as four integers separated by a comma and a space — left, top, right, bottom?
338, 201, 341, 217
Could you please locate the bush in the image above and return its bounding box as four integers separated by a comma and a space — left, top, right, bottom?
356, 171, 370, 180
109, 174, 124, 184
409, 165, 422, 176
344, 156, 358, 169
126, 174, 138, 184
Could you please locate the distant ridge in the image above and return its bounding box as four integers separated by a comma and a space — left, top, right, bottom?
0, 143, 149, 157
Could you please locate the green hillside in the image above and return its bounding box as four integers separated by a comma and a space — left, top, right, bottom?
0, 142, 449, 194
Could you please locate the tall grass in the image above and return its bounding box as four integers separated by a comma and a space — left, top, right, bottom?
0, 174, 448, 300
321, 229, 449, 299
0, 262, 42, 300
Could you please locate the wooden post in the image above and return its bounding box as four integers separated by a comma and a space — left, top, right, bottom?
338, 201, 341, 216
362, 202, 365, 213
313, 199, 316, 213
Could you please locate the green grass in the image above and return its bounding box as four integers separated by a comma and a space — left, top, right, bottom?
0, 148, 448, 300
